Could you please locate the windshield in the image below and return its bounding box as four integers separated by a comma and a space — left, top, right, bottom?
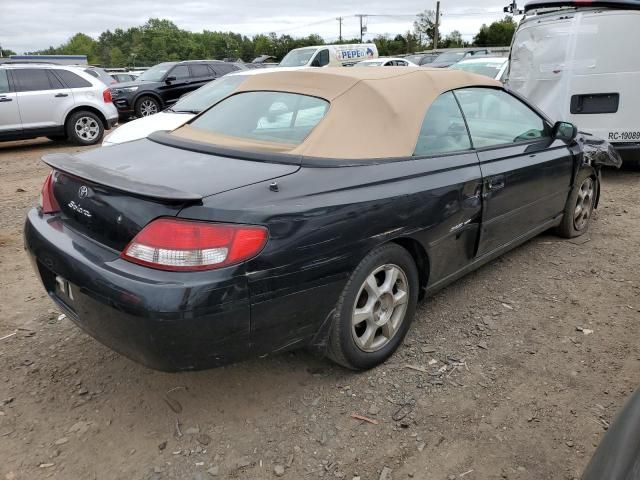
137, 63, 176, 82
354, 61, 384, 67
188, 91, 329, 145
433, 52, 466, 63
171, 75, 247, 113
279, 48, 318, 67
451, 61, 505, 79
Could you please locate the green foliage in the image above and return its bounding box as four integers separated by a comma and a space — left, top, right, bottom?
473, 16, 517, 47
0, 46, 17, 57
27, 14, 513, 67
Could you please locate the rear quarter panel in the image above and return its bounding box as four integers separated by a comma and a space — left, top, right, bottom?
179, 152, 483, 354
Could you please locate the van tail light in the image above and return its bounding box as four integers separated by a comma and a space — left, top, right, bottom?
39, 172, 60, 214
103, 89, 113, 103
121, 218, 268, 271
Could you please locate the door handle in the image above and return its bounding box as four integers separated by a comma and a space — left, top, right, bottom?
54, 93, 69, 98
487, 176, 505, 191
0, 97, 12, 102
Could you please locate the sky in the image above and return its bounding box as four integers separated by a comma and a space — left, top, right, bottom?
0, 0, 516, 54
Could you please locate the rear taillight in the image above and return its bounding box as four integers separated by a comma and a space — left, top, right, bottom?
121, 218, 268, 271
103, 89, 112, 103
39, 172, 60, 214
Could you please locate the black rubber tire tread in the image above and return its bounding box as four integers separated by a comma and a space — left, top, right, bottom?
134, 95, 160, 118
326, 243, 419, 370
65, 110, 104, 146
557, 169, 597, 239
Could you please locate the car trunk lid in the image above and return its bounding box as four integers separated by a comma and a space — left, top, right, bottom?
43, 138, 300, 251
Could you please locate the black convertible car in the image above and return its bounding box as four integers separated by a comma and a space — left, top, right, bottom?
24, 68, 621, 371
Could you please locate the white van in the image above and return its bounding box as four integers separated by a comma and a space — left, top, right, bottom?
279, 44, 378, 68
507, 0, 640, 166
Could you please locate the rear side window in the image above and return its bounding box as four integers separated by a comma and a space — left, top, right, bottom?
0, 70, 10, 93
55, 70, 92, 88
13, 69, 58, 92
209, 64, 236, 76
414, 92, 471, 156
190, 64, 211, 78
454, 88, 548, 148
84, 69, 99, 78
190, 91, 329, 145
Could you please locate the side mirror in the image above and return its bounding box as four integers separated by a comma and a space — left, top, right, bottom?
165, 75, 176, 83
553, 121, 578, 141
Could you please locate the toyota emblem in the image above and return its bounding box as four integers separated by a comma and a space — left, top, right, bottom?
78, 186, 89, 199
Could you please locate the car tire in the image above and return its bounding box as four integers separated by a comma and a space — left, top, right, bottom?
326, 243, 419, 370
66, 111, 104, 146
557, 169, 597, 238
135, 96, 160, 117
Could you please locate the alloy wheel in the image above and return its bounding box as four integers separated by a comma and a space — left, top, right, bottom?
574, 177, 594, 231
140, 99, 158, 116
351, 264, 409, 352
74, 117, 100, 142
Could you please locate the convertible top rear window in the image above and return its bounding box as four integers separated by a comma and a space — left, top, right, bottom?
189, 91, 329, 145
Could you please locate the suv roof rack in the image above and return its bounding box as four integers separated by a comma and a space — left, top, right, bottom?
524, 0, 640, 13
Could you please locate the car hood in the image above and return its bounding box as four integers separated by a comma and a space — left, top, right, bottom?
111, 80, 160, 91
103, 112, 194, 146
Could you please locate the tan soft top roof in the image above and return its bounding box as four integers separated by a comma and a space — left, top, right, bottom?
172, 67, 501, 160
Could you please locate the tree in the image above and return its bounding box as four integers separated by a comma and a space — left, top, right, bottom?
109, 47, 127, 67
0, 46, 17, 57
473, 16, 517, 47
413, 10, 436, 47
441, 30, 466, 48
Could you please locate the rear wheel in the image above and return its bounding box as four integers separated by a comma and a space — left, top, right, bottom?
135, 96, 160, 117
66, 111, 104, 146
327, 244, 419, 370
557, 170, 597, 238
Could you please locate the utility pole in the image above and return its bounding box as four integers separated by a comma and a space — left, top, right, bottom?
355, 14, 367, 42
337, 17, 343, 42
433, 1, 440, 49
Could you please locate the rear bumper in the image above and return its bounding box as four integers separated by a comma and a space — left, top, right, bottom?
24, 209, 252, 371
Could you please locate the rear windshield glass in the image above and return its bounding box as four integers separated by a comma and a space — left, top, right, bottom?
190, 91, 329, 145
171, 75, 247, 113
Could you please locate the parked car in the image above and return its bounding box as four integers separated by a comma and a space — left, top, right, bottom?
0, 63, 118, 145
404, 53, 439, 66
353, 58, 418, 67
430, 49, 492, 68
508, 0, 640, 167
450, 57, 509, 81
25, 68, 621, 372
102, 67, 302, 146
110, 73, 137, 83
583, 388, 640, 479
83, 66, 118, 86
279, 44, 378, 67
110, 60, 243, 119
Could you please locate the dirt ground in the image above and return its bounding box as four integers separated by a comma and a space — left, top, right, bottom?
0, 138, 638, 480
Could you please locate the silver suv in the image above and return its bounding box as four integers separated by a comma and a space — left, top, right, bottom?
0, 64, 118, 145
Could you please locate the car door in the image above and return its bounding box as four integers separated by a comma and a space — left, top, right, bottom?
412, 91, 484, 282
454, 87, 574, 256
0, 69, 21, 136
159, 64, 191, 106
188, 63, 215, 91
12, 68, 74, 130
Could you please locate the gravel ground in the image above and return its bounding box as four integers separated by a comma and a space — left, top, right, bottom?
1, 138, 639, 480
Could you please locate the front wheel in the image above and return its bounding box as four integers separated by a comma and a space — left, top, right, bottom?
135, 96, 160, 117
326, 244, 419, 370
557, 170, 597, 238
